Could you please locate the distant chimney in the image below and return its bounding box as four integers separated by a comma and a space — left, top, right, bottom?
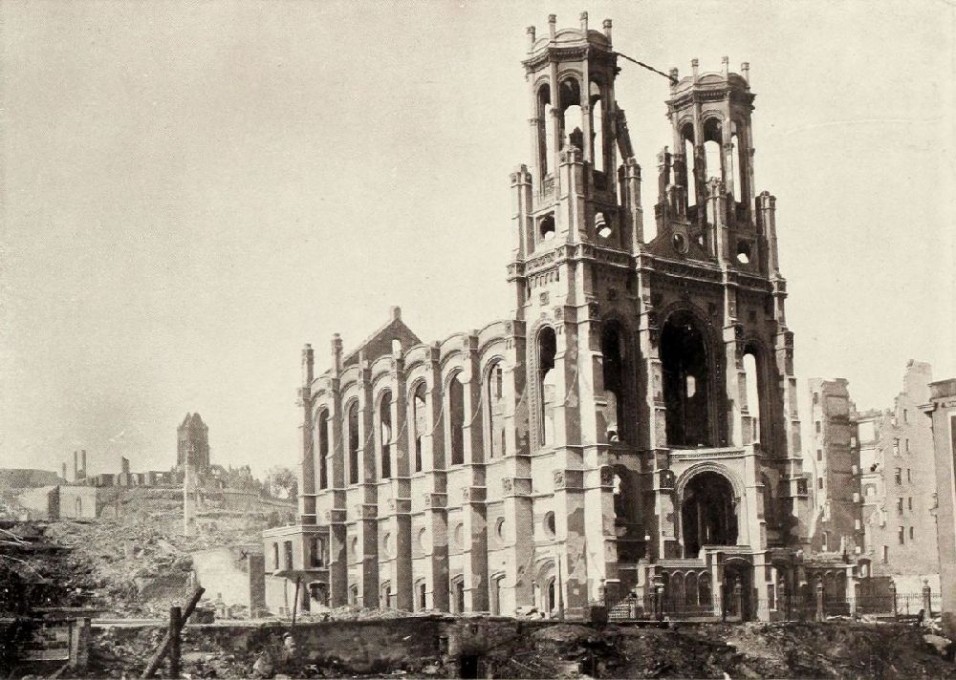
73, 451, 78, 482
62, 462, 67, 480
121, 456, 130, 475
81, 450, 87, 479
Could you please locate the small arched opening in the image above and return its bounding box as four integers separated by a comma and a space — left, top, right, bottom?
661, 311, 714, 447
681, 471, 738, 557
742, 345, 765, 445
559, 78, 583, 151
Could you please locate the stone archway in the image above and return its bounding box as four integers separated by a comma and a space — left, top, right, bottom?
680, 470, 738, 557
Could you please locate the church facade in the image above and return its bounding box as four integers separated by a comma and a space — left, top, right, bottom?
265, 14, 824, 621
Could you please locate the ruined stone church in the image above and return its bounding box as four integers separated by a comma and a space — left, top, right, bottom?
265, 14, 817, 621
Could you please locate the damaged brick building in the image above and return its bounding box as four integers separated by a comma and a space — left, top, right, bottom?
265, 14, 823, 621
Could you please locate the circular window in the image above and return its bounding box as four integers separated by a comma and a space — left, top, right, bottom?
417, 527, 429, 552
495, 517, 507, 542
543, 511, 556, 538
454, 523, 465, 548
672, 233, 688, 254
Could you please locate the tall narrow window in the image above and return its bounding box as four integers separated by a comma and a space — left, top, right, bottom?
538, 327, 557, 447
538, 84, 553, 178
449, 374, 465, 465
743, 351, 761, 443
602, 321, 628, 442
590, 81, 605, 174
684, 132, 697, 208
347, 401, 360, 485
318, 410, 329, 490
379, 391, 392, 479
413, 383, 426, 472
730, 123, 743, 201
487, 362, 506, 458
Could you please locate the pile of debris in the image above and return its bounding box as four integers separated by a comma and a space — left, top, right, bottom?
43, 487, 273, 618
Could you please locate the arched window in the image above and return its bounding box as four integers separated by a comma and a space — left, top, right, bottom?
487, 362, 506, 458
539, 213, 556, 242
412, 382, 427, 472
538, 327, 557, 447
317, 409, 329, 490
661, 312, 713, 447
448, 373, 465, 466
379, 391, 392, 479
347, 401, 360, 485
702, 117, 723, 184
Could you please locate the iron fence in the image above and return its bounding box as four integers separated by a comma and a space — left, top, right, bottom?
608, 591, 940, 623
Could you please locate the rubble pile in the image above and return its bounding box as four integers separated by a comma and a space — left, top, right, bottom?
43, 488, 273, 618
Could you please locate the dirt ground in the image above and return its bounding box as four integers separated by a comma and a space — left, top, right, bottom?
485, 621, 956, 679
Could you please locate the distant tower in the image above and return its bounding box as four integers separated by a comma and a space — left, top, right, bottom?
177, 413, 210, 471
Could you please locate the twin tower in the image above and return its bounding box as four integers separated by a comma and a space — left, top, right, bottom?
268, 15, 808, 623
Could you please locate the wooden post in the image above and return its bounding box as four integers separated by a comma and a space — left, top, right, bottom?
141, 587, 205, 678
169, 606, 182, 679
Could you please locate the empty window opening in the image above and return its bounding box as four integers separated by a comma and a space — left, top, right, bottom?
736, 240, 751, 265
539, 214, 556, 242
538, 327, 558, 447
661, 312, 713, 447
681, 471, 738, 556
448, 373, 465, 465
602, 321, 628, 442
702, 118, 723, 183
559, 77, 583, 151
311, 536, 327, 568
537, 84, 552, 178
348, 584, 359, 606
898, 526, 905, 545
909, 526, 914, 540
379, 391, 392, 479
491, 575, 504, 616
730, 125, 743, 200
347, 401, 360, 485
743, 351, 761, 442
487, 362, 506, 458
318, 410, 329, 489
272, 543, 280, 570
413, 383, 426, 472
453, 577, 466, 614
416, 581, 427, 611
683, 131, 697, 208
595, 211, 612, 239
590, 81, 605, 173
546, 577, 557, 614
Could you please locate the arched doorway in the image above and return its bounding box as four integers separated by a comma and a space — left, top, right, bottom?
661, 311, 714, 447
681, 471, 738, 557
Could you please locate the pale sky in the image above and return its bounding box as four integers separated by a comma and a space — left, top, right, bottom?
2, 0, 954, 477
